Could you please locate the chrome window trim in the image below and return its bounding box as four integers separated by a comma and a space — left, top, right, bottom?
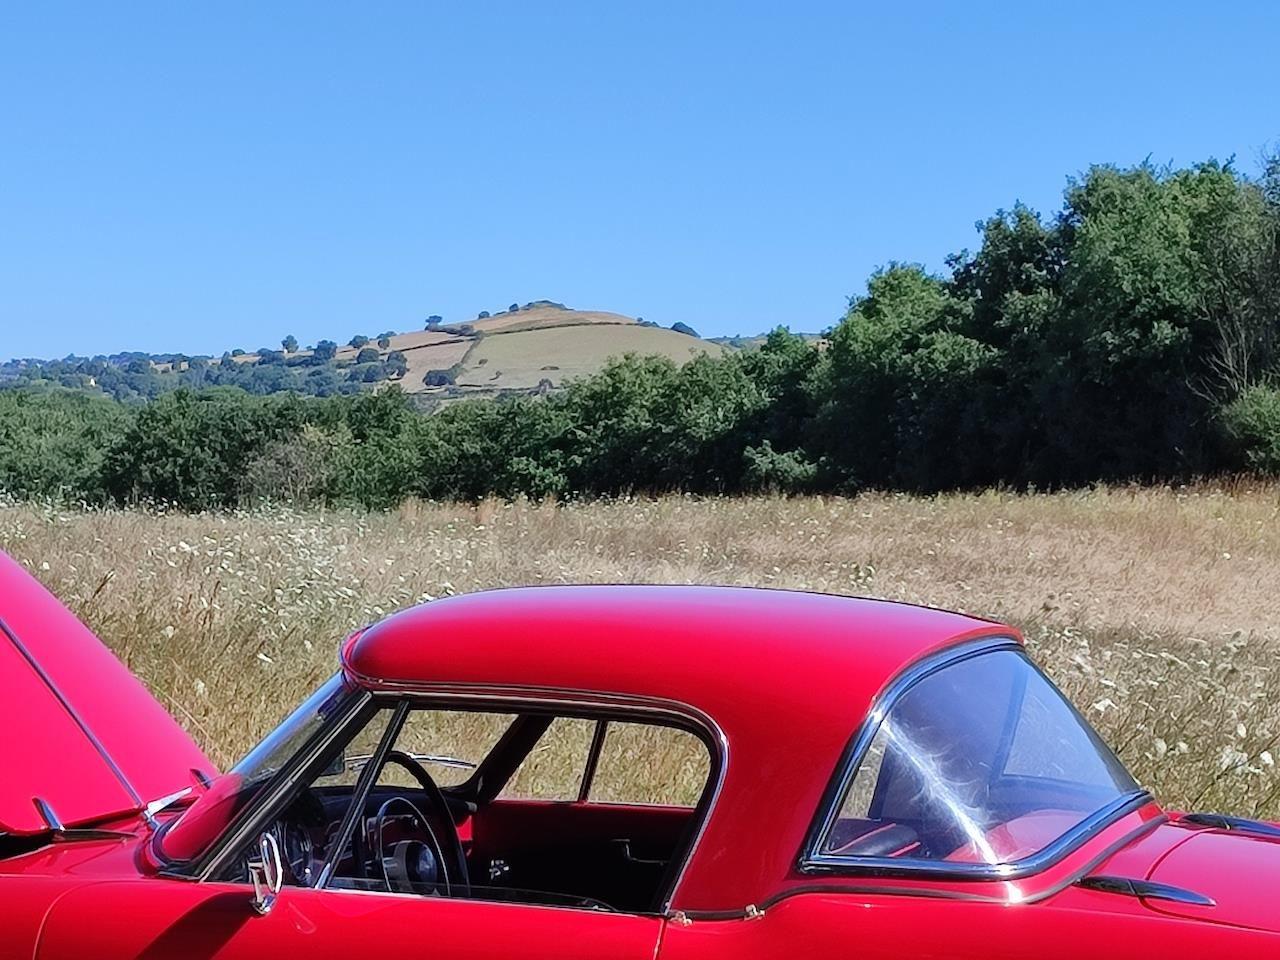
347, 684, 729, 916
577, 719, 609, 803
168, 677, 727, 917
799, 636, 1149, 882
184, 683, 373, 881
314, 700, 409, 889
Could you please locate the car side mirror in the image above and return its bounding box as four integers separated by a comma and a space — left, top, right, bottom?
248, 832, 284, 916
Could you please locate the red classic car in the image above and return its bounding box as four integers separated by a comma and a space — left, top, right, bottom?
2, 549, 1278, 957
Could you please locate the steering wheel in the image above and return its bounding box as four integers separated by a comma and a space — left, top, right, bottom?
374, 750, 471, 897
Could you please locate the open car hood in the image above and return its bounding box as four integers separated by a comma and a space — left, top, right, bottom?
0, 551, 216, 836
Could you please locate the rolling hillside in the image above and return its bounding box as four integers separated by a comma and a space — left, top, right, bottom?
362, 304, 724, 397
0, 303, 728, 401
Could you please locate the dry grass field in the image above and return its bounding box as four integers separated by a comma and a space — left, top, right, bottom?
469, 305, 638, 334
2, 486, 1278, 816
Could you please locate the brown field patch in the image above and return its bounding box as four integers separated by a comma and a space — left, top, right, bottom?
456, 324, 724, 389
398, 337, 473, 388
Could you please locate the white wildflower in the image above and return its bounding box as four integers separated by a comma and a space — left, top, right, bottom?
1218, 746, 1249, 772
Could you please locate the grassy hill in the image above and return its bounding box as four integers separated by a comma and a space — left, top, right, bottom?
0, 302, 727, 402
355, 304, 724, 397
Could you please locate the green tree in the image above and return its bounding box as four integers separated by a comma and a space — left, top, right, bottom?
385, 351, 408, 379
0, 391, 130, 501
102, 389, 305, 508
811, 264, 997, 489
1221, 385, 1280, 473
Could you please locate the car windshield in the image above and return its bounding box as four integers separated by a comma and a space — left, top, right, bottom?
815, 647, 1140, 874
159, 674, 355, 863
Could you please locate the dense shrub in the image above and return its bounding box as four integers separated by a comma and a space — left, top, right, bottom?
1221, 385, 1280, 473
102, 389, 307, 509
0, 391, 130, 501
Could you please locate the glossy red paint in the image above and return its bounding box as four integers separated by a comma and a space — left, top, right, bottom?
0, 552, 216, 835
36, 877, 667, 960
1144, 826, 1280, 933
4, 569, 1279, 957
656, 883, 1280, 959
343, 586, 1011, 910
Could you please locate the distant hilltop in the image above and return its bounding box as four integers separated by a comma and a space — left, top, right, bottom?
1, 302, 819, 403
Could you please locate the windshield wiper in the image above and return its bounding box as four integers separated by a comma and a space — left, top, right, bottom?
142, 787, 193, 828
0, 802, 136, 862
31, 797, 137, 844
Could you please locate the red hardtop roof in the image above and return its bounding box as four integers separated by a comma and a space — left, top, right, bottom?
344, 585, 1016, 909
344, 585, 1008, 719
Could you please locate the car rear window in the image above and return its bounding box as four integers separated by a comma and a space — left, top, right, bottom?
810, 647, 1141, 875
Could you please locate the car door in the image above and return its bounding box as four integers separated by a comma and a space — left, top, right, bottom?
36, 876, 664, 960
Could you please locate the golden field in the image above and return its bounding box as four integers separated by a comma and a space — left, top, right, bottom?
2, 486, 1278, 815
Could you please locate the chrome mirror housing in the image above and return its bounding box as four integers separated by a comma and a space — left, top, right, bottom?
248, 832, 284, 915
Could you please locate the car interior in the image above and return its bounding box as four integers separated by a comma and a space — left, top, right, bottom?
218, 704, 715, 914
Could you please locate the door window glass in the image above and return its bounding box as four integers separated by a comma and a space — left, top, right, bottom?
589, 722, 710, 807
383, 709, 515, 788
503, 717, 596, 800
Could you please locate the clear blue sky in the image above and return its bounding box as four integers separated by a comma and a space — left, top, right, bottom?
2, 2, 1277, 361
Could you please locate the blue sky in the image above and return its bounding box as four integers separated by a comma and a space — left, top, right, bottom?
2, 2, 1277, 361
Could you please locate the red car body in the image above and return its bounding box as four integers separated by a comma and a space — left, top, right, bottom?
1, 548, 1278, 957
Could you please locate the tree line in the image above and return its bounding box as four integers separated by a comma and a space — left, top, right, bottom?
0, 339, 412, 401
2, 156, 1279, 509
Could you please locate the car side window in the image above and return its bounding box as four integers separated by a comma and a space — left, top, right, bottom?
812, 648, 1139, 873
501, 717, 596, 800
383, 709, 514, 788
588, 721, 709, 807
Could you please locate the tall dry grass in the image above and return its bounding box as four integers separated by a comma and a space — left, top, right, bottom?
2, 486, 1278, 816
